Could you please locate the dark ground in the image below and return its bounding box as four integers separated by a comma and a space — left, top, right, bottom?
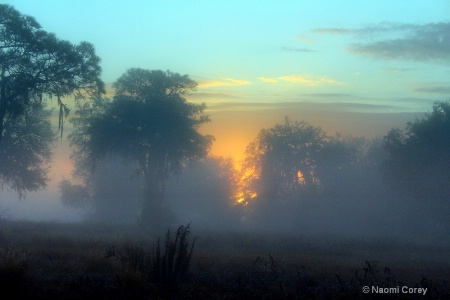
0, 220, 448, 299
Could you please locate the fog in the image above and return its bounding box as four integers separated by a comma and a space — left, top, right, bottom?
0, 190, 81, 222
36, 127, 446, 247
1, 117, 449, 250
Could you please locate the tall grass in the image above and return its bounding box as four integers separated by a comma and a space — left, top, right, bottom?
152, 223, 196, 284
106, 223, 195, 293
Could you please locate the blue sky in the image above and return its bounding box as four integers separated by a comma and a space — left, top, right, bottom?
5, 1, 448, 112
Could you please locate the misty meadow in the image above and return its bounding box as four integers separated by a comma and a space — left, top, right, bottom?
1, 2, 449, 299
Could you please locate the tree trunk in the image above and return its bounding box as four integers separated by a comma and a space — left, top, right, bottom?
0, 69, 7, 141
140, 172, 173, 230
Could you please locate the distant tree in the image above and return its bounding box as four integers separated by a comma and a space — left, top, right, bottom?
383, 101, 450, 204
315, 135, 383, 192
242, 117, 326, 202
69, 69, 213, 227
166, 156, 241, 228
59, 179, 91, 209
59, 156, 144, 224
0, 102, 54, 197
0, 4, 104, 141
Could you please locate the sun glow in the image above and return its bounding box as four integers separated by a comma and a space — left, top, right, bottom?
297, 170, 305, 184
233, 165, 259, 206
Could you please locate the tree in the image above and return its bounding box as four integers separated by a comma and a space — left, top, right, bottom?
59, 156, 144, 224
69, 69, 213, 227
0, 102, 54, 197
315, 135, 382, 192
0, 4, 104, 141
383, 101, 450, 202
242, 117, 326, 202
166, 156, 241, 229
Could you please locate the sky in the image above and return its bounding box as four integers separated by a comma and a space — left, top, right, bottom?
1, 0, 449, 220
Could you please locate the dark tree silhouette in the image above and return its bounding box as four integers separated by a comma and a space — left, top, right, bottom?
0, 4, 103, 196
383, 101, 450, 205
59, 156, 144, 223
242, 117, 326, 202
0, 4, 104, 141
315, 135, 383, 193
69, 69, 213, 227
166, 156, 240, 229
0, 102, 54, 197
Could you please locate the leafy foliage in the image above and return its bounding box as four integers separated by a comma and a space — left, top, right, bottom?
69, 69, 213, 226
383, 101, 450, 201
315, 135, 384, 192
0, 4, 104, 139
0, 102, 54, 197
242, 117, 326, 202
0, 4, 103, 195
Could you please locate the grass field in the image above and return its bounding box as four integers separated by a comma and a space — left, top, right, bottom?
0, 220, 448, 299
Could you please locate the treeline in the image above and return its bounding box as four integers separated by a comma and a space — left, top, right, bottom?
233, 103, 449, 237
60, 100, 450, 239
1, 5, 448, 238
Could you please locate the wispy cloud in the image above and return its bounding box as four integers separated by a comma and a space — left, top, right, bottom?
296, 34, 315, 43
348, 22, 450, 63
258, 77, 279, 83
414, 86, 450, 94
383, 67, 416, 73
311, 22, 450, 64
206, 100, 403, 114
258, 75, 345, 86
300, 93, 356, 99
312, 28, 353, 34
198, 78, 251, 88
190, 92, 243, 99
281, 46, 315, 53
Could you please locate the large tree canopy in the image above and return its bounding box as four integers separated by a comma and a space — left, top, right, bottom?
69, 69, 213, 226
383, 101, 450, 202
242, 117, 326, 202
0, 4, 104, 140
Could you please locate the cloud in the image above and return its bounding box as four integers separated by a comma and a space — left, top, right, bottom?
258, 75, 345, 86
383, 67, 416, 73
205, 100, 403, 114
300, 93, 356, 99
190, 92, 243, 99
281, 46, 315, 53
348, 22, 450, 63
258, 77, 279, 83
312, 28, 353, 34
198, 78, 251, 88
414, 86, 450, 94
310, 22, 450, 63
296, 34, 315, 43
